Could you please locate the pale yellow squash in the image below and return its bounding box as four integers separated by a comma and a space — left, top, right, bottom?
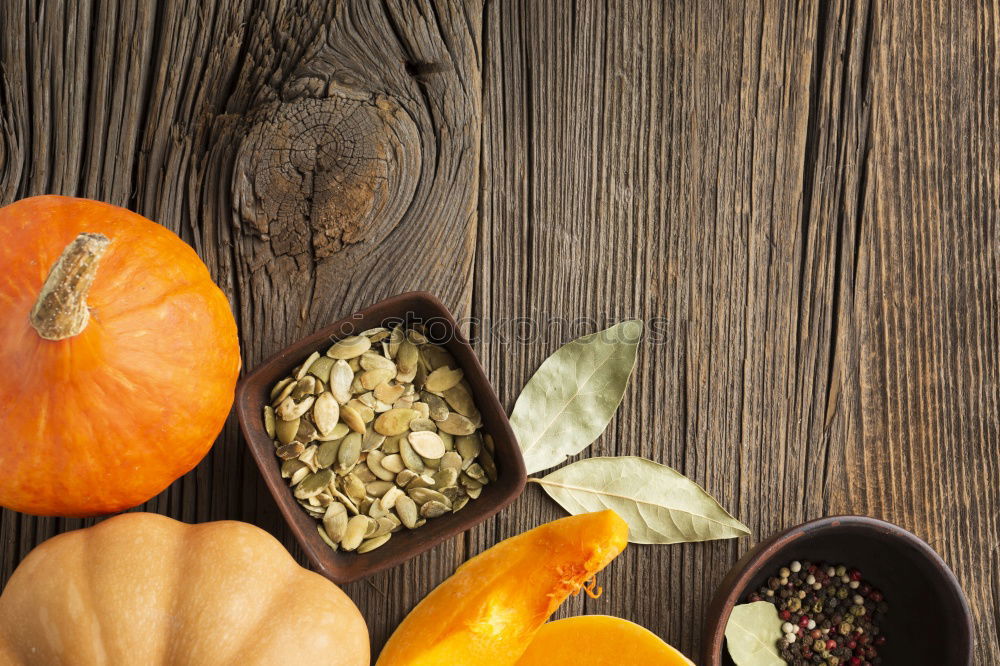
0, 513, 369, 665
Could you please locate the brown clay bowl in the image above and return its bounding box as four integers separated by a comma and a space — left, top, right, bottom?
236, 291, 526, 584
702, 515, 973, 665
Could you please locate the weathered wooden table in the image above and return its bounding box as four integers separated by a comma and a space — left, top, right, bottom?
1, 1, 997, 662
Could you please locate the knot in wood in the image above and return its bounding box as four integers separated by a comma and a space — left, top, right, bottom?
233, 89, 419, 268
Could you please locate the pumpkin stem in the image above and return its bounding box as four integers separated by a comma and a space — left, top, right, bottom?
29, 232, 111, 341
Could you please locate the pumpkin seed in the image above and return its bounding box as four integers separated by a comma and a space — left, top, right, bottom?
336, 432, 362, 474
368, 500, 389, 520
361, 430, 386, 453
317, 524, 339, 550
290, 375, 317, 400
399, 438, 425, 473
393, 395, 416, 409
432, 467, 460, 490
294, 469, 333, 499
396, 340, 419, 382
316, 440, 340, 468
272, 379, 296, 406
365, 515, 382, 536
381, 454, 405, 474
465, 462, 487, 484
340, 404, 366, 434
382, 435, 401, 454
478, 447, 498, 482
298, 444, 318, 469
374, 408, 419, 436
329, 359, 354, 403
366, 480, 394, 497
281, 459, 306, 478
263, 405, 276, 438
396, 495, 419, 528
408, 417, 436, 433
314, 422, 349, 441
312, 392, 340, 435
396, 469, 418, 487
408, 431, 446, 459
270, 377, 294, 401
460, 473, 483, 491
329, 486, 360, 514
456, 434, 482, 461
269, 325, 493, 551
437, 412, 476, 436
361, 351, 396, 372
372, 516, 396, 538
296, 351, 321, 380
408, 487, 451, 507
360, 368, 394, 391
358, 534, 391, 553
380, 486, 404, 511
440, 451, 463, 471
290, 466, 310, 486
424, 366, 464, 393
366, 450, 396, 482
306, 355, 334, 383
420, 344, 455, 371
322, 503, 348, 541
361, 326, 389, 338
277, 395, 315, 421
387, 327, 405, 357
353, 465, 376, 483
276, 442, 305, 459
420, 500, 449, 518
342, 474, 367, 505
295, 419, 317, 444
442, 382, 477, 418
347, 400, 375, 423
484, 433, 496, 454
327, 335, 371, 359
422, 393, 450, 421
406, 473, 436, 489
341, 515, 370, 551
374, 382, 405, 404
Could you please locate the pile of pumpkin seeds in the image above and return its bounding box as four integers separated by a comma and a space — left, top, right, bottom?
263, 325, 497, 554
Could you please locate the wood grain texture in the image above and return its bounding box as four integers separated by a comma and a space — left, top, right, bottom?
0, 0, 481, 652
478, 0, 998, 662
1, 0, 997, 662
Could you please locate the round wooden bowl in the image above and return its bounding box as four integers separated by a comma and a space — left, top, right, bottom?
702, 515, 973, 665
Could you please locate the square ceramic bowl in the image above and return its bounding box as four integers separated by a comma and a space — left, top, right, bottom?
236, 291, 526, 583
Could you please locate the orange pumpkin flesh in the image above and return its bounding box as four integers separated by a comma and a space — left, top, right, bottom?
376, 510, 629, 666
0, 196, 240, 516
516, 615, 695, 665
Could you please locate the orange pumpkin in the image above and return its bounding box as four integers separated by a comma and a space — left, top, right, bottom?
516, 616, 695, 665
377, 510, 629, 666
0, 196, 240, 516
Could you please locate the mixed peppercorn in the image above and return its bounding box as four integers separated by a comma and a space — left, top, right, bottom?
747, 560, 888, 665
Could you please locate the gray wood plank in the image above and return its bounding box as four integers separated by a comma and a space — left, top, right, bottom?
477, 0, 998, 662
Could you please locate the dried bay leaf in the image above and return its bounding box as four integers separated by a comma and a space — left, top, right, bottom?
510, 320, 642, 474
533, 456, 750, 543
724, 602, 785, 666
